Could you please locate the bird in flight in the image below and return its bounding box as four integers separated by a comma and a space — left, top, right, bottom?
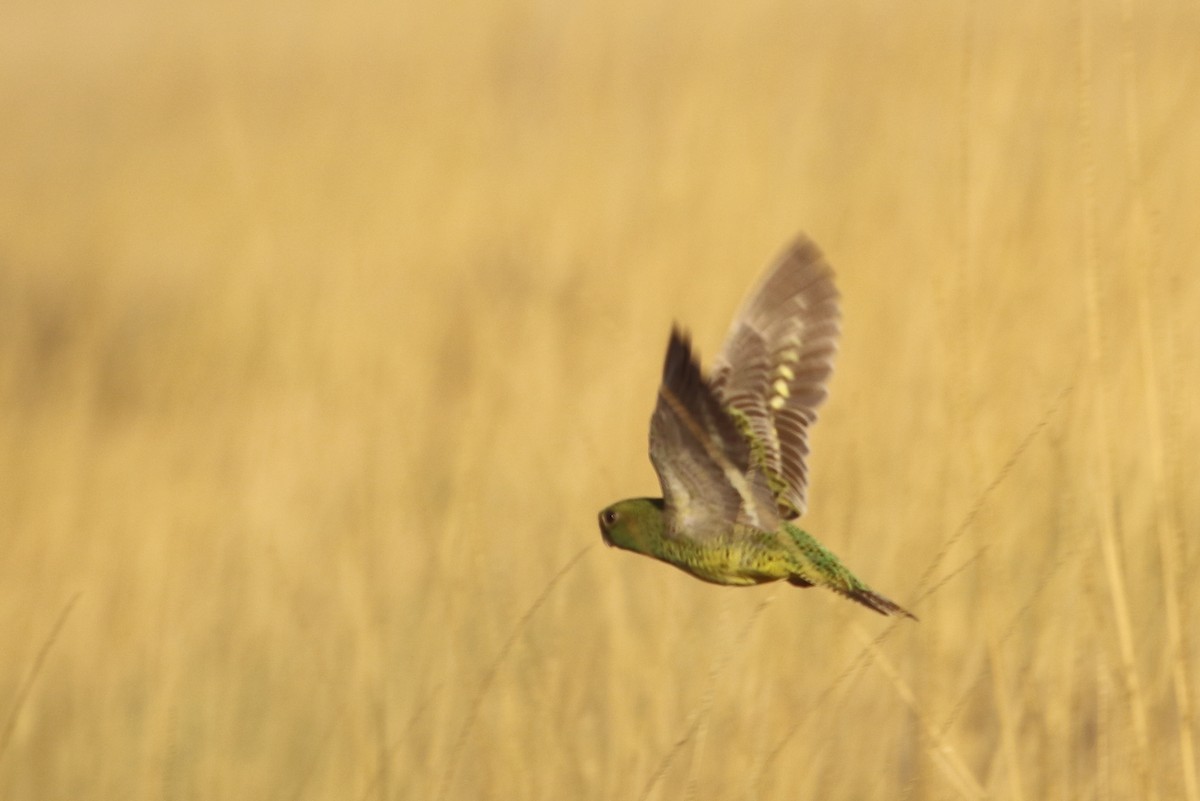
599, 234, 915, 618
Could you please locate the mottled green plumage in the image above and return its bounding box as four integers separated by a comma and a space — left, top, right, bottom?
599, 234, 915, 619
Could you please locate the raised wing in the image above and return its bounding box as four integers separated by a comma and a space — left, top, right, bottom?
649, 329, 780, 538
709, 234, 840, 518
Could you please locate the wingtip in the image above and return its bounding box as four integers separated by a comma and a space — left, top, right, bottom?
662, 325, 700, 384
782, 231, 822, 261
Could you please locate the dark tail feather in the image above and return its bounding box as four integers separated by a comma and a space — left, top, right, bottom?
787, 575, 917, 620
844, 587, 918, 620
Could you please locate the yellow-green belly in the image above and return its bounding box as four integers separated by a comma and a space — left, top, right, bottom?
661, 533, 796, 586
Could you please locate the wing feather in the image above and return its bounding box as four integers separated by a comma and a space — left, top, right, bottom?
649, 329, 779, 538
709, 234, 840, 518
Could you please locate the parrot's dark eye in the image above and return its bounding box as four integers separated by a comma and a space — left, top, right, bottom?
601, 508, 618, 528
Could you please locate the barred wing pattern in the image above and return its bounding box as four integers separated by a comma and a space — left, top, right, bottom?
709, 234, 841, 519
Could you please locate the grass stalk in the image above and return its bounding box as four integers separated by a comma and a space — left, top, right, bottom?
1075, 0, 1154, 796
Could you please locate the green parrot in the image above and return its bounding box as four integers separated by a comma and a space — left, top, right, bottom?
599, 234, 915, 618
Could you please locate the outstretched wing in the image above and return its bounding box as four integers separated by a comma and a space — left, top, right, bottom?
649, 329, 780, 539
709, 234, 840, 518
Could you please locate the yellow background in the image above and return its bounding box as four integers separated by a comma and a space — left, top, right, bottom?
2, 0, 1197, 798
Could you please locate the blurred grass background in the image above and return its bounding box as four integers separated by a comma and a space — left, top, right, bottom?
2, 0, 1198, 798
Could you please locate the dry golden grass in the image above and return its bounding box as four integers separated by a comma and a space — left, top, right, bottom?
2, 0, 1198, 798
